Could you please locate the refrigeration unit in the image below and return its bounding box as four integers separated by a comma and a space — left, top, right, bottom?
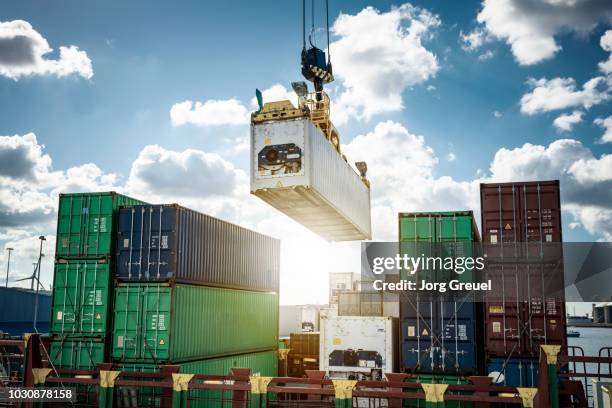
319, 315, 398, 380
250, 93, 371, 241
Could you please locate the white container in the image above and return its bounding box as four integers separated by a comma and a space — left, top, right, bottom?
279, 305, 303, 337
251, 118, 371, 241
319, 316, 397, 380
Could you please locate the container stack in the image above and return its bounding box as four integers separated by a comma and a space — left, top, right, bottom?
50, 192, 148, 370
111, 204, 280, 378
398, 211, 483, 380
480, 180, 566, 388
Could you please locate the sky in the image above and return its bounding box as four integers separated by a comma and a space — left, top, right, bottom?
0, 0, 611, 309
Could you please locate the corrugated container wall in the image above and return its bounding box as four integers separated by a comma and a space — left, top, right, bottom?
398, 211, 482, 375
116, 204, 280, 292
0, 287, 51, 335
51, 259, 112, 336
251, 118, 371, 241
55, 192, 148, 259
112, 283, 279, 363
480, 181, 567, 358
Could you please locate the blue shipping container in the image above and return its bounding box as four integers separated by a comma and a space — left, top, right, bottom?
487, 357, 539, 387
116, 204, 279, 292
401, 298, 479, 374
0, 287, 51, 335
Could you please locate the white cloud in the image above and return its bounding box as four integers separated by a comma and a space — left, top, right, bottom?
342, 121, 478, 239
478, 50, 495, 61
475, 0, 612, 65
0, 20, 92, 80
446, 152, 457, 162
126, 144, 246, 200
568, 155, 612, 184
553, 110, 584, 132
599, 30, 612, 74
170, 99, 249, 127
486, 139, 612, 239
460, 28, 488, 51
426, 85, 436, 91
493, 110, 502, 118
595, 115, 612, 143
330, 4, 440, 123
520, 76, 610, 115
0, 133, 119, 228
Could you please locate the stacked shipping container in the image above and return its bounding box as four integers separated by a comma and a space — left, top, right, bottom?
398, 211, 482, 376
480, 180, 566, 387
50, 192, 148, 370
111, 204, 280, 384
49, 195, 281, 388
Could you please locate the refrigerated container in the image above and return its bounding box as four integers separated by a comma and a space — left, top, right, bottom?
51, 259, 112, 336
55, 192, 147, 259
250, 117, 371, 241
398, 211, 482, 375
112, 283, 278, 363
116, 204, 280, 292
319, 316, 398, 380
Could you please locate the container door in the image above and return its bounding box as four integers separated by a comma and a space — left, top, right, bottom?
50, 339, 105, 370
401, 298, 437, 372
440, 301, 477, 373
112, 286, 144, 360
399, 215, 435, 242
51, 260, 111, 336
481, 184, 521, 258
140, 285, 171, 361
485, 264, 522, 356
56, 194, 114, 258
522, 263, 566, 355
117, 206, 176, 280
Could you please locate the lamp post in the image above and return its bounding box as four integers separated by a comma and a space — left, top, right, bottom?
4, 247, 13, 287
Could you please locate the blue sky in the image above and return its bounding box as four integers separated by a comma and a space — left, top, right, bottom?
0, 0, 611, 305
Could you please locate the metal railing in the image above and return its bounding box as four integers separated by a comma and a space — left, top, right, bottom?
7, 334, 612, 407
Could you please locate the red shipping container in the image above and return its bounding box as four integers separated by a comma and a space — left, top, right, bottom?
480, 180, 562, 259
481, 180, 566, 358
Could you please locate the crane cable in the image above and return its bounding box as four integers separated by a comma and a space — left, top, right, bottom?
301, 0, 332, 65
326, 0, 331, 65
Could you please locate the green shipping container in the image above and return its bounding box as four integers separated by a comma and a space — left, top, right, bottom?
117, 350, 278, 408
51, 259, 112, 336
398, 211, 480, 282
112, 283, 279, 363
49, 338, 106, 370
399, 211, 480, 242
55, 192, 147, 259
